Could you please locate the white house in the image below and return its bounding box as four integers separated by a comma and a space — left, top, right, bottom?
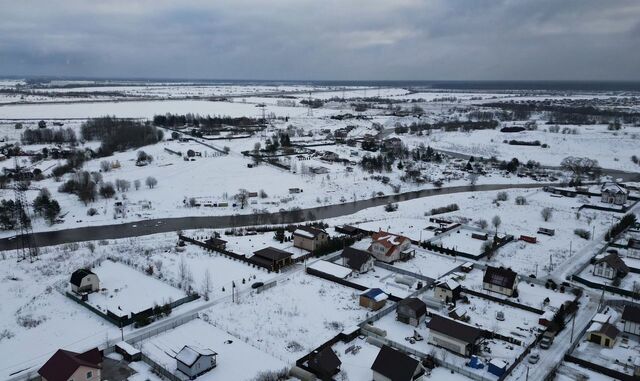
601, 182, 629, 205
434, 278, 462, 302
592, 253, 629, 280
70, 269, 100, 294
367, 231, 412, 263
176, 345, 217, 379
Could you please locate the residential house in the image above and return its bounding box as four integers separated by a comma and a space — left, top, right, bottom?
592, 253, 629, 280
293, 226, 329, 252
307, 347, 342, 380
622, 305, 640, 336
250, 247, 293, 272
397, 297, 427, 327
335, 224, 361, 236
427, 315, 484, 357
39, 348, 102, 381
371, 345, 424, 381
176, 345, 217, 379
482, 266, 518, 297
368, 231, 412, 263
360, 288, 388, 311
434, 278, 462, 302
628, 238, 640, 259
70, 269, 100, 294
382, 137, 403, 152
341, 247, 375, 274
601, 182, 629, 205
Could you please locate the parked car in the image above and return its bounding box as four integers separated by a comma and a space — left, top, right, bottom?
539, 333, 554, 349
528, 352, 540, 364
251, 282, 264, 289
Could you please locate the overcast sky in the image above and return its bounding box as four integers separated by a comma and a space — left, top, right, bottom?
1, 0, 639, 81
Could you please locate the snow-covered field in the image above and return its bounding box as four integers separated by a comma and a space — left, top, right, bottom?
85, 259, 187, 316
140, 318, 288, 380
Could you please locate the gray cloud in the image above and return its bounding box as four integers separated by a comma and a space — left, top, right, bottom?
0, 0, 638, 80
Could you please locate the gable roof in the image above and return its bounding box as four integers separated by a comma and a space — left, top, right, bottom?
342, 247, 372, 270
176, 345, 217, 367
39, 348, 102, 381
70, 269, 95, 286
253, 247, 293, 262
308, 347, 342, 375
398, 297, 427, 315
436, 277, 461, 291
293, 226, 327, 239
601, 182, 628, 195
369, 231, 410, 257
427, 315, 484, 344
361, 288, 388, 302
622, 305, 640, 324
483, 266, 518, 289
595, 253, 629, 275
371, 345, 420, 381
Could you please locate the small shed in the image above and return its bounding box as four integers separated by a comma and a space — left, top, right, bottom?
434, 278, 462, 302
115, 341, 141, 362
461, 262, 474, 273
396, 297, 427, 327
488, 359, 508, 377
519, 235, 537, 244
176, 345, 217, 379
360, 288, 388, 311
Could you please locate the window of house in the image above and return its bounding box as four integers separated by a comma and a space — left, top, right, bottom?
86, 371, 92, 379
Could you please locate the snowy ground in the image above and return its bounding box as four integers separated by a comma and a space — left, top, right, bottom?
140, 318, 288, 381
201, 270, 369, 362
85, 259, 188, 316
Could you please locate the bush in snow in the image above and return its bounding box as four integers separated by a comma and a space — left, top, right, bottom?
574, 229, 591, 240
515, 196, 527, 205
495, 192, 508, 201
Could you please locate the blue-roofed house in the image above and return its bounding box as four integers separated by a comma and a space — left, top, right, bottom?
360, 288, 388, 311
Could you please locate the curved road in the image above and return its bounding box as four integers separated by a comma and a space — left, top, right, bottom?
0, 182, 553, 251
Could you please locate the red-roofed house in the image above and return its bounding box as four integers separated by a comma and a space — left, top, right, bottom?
367, 231, 412, 263
39, 348, 102, 381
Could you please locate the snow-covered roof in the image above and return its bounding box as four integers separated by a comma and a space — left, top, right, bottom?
175, 345, 216, 367
489, 359, 507, 368
361, 288, 388, 302
601, 182, 629, 195
592, 313, 611, 324
307, 260, 353, 279
436, 277, 461, 291
116, 341, 140, 356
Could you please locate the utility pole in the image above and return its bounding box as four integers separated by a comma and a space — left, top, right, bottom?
592, 225, 595, 240
570, 314, 575, 343
525, 366, 529, 381
535, 263, 538, 278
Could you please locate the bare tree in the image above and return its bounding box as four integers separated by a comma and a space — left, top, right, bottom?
134, 179, 141, 190
100, 160, 111, 172
177, 255, 193, 291
561, 156, 601, 180
492, 215, 502, 233
476, 219, 488, 230
235, 189, 249, 209
541, 207, 553, 222
202, 269, 212, 301
145, 176, 158, 189
468, 173, 479, 187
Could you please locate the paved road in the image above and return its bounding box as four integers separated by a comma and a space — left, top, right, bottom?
0, 182, 551, 251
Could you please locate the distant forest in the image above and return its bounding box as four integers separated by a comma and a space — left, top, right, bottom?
81, 116, 163, 156
153, 113, 259, 128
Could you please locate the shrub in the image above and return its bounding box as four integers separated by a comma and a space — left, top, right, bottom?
495, 192, 508, 201
428, 203, 459, 216
574, 228, 591, 240
515, 196, 527, 205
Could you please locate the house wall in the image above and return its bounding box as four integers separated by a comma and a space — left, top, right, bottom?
434, 287, 454, 301
294, 234, 328, 252
45, 366, 100, 381
624, 321, 640, 336
341, 257, 374, 273
593, 262, 615, 280
587, 332, 615, 348
428, 331, 470, 356
72, 274, 100, 293
602, 191, 627, 205
177, 355, 215, 378
482, 280, 517, 297
359, 296, 386, 311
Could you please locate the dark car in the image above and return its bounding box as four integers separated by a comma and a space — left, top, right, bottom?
251, 282, 264, 289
